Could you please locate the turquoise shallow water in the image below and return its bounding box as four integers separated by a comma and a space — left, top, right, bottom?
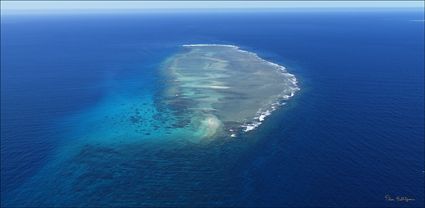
1, 10, 424, 207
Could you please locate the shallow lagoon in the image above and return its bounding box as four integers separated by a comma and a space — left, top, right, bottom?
162, 44, 299, 139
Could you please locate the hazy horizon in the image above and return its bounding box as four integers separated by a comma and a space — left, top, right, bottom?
2, 1, 424, 14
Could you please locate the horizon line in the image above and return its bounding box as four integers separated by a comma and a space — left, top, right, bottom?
2, 1, 424, 13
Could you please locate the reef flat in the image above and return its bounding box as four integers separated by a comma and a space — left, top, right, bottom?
161, 44, 299, 139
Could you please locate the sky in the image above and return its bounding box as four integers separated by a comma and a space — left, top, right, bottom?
1, 1, 424, 13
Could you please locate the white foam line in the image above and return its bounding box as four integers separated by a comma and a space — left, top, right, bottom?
183, 44, 300, 133
233, 47, 299, 132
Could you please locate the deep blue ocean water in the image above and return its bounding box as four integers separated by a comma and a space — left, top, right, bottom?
1, 9, 424, 207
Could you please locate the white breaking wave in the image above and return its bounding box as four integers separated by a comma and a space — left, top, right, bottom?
241, 101, 288, 133
183, 43, 300, 133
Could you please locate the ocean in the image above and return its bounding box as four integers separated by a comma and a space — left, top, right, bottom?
1, 9, 424, 207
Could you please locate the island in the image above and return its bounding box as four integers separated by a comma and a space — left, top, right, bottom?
160, 44, 299, 140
